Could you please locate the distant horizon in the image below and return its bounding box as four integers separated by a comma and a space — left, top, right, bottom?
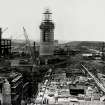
11, 38, 105, 43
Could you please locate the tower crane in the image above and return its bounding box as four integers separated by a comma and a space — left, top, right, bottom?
81, 64, 105, 93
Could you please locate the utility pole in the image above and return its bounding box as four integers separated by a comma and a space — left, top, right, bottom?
0, 28, 2, 56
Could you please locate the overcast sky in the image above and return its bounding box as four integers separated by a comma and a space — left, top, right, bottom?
1, 0, 105, 41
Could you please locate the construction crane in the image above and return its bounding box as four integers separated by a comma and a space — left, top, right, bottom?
81, 64, 105, 93
2, 27, 8, 33
0, 27, 8, 39
23, 27, 36, 66
23, 27, 37, 98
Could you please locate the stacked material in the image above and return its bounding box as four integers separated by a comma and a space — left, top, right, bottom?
35, 68, 105, 105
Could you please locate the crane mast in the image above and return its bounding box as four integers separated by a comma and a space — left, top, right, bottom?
23, 27, 35, 65
23, 27, 37, 97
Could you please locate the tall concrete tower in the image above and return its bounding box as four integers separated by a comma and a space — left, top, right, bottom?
39, 9, 55, 56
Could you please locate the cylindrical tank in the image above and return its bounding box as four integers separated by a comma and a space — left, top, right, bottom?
2, 79, 11, 105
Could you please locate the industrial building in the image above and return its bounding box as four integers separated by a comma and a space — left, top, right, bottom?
39, 9, 55, 56
0, 28, 11, 57
0, 69, 29, 105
